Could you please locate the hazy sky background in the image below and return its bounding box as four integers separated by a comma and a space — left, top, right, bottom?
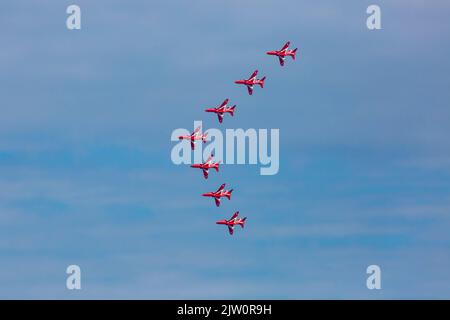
1, 0, 450, 298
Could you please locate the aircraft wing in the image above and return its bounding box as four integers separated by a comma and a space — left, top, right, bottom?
230, 211, 239, 220
205, 154, 213, 164
203, 169, 209, 179
279, 57, 285, 66
218, 113, 224, 123
190, 141, 195, 150
281, 41, 290, 51
215, 198, 221, 207
248, 70, 258, 81
216, 183, 226, 192
219, 99, 229, 108
247, 85, 253, 95
193, 125, 201, 135
228, 225, 234, 235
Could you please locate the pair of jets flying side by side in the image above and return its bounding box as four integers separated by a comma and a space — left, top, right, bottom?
177, 41, 298, 235
177, 128, 219, 178
234, 41, 298, 95
202, 177, 244, 235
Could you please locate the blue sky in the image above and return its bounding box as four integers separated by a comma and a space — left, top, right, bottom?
1, 0, 450, 299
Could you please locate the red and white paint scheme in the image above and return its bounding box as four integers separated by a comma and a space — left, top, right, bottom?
234, 70, 266, 95
178, 125, 208, 150
204, 99, 236, 124
190, 154, 220, 179
266, 41, 298, 66
216, 211, 247, 235
202, 183, 233, 207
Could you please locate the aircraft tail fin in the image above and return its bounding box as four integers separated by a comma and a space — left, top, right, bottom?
240, 217, 247, 228
259, 77, 266, 88
226, 189, 233, 200
214, 163, 220, 172
229, 105, 236, 117
292, 48, 298, 60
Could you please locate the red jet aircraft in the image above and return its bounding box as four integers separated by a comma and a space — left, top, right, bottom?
234, 70, 266, 95
202, 183, 233, 207
190, 154, 220, 179
178, 125, 208, 150
216, 211, 247, 235
266, 41, 298, 66
204, 99, 236, 124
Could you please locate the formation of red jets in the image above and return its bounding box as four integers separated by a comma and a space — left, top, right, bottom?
180, 41, 298, 235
